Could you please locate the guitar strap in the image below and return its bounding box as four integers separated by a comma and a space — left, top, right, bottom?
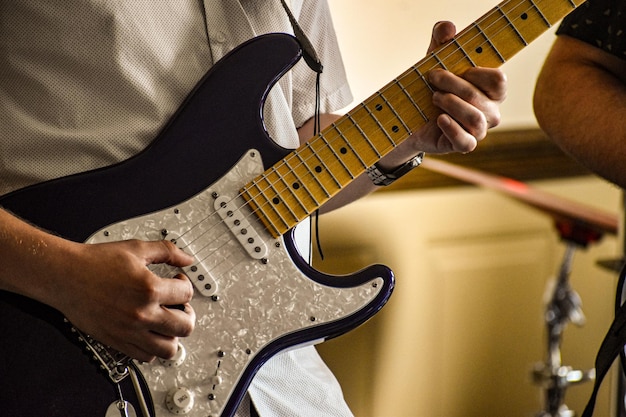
278, 0, 323, 75
581, 264, 626, 417
277, 0, 328, 260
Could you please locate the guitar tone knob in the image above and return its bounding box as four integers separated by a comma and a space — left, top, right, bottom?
158, 343, 187, 367
165, 387, 194, 415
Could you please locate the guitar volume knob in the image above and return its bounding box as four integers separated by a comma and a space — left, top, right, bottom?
158, 342, 186, 367
165, 387, 194, 415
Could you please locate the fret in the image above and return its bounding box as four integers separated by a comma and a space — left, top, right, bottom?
284, 149, 324, 201
295, 142, 332, 198
268, 165, 311, 218
332, 123, 369, 171
452, 39, 477, 67
399, 63, 441, 123
360, 102, 398, 151
241, 0, 588, 239
396, 76, 430, 123
528, 0, 551, 28
496, 5, 528, 46
346, 113, 382, 161
324, 122, 375, 179
306, 136, 344, 190
283, 156, 321, 208
318, 133, 356, 180
435, 38, 482, 73
254, 175, 295, 225
243, 181, 287, 237
411, 65, 435, 94
529, 0, 583, 26
432, 52, 449, 70
378, 90, 411, 134
491, 0, 572, 60
374, 90, 412, 137
264, 169, 300, 223
470, 22, 506, 63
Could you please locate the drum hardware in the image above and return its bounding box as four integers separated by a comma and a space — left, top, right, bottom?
419, 158, 619, 416
533, 240, 595, 417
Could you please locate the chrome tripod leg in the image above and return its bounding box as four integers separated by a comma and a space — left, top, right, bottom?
533, 243, 595, 417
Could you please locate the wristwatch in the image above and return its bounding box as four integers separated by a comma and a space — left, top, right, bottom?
365, 152, 425, 186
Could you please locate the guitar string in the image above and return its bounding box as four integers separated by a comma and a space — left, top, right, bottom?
153, 0, 562, 280
157, 0, 557, 276
181, 0, 547, 241
92, 0, 565, 365
223, 0, 556, 230
230, 0, 561, 234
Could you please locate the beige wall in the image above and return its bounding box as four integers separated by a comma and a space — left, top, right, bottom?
315, 178, 620, 417
312, 2, 623, 416
328, 0, 558, 129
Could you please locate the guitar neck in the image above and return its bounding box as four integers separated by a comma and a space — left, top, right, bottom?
243, 0, 586, 237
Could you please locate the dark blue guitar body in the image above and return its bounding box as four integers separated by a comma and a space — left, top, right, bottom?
0, 34, 394, 417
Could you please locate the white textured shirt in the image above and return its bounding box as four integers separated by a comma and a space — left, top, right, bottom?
0, 0, 352, 195
0, 1, 354, 415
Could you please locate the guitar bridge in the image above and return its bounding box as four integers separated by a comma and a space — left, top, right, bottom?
67, 321, 132, 384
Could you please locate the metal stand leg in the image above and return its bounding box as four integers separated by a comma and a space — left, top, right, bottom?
533, 242, 595, 417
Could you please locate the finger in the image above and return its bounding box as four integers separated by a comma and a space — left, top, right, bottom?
123, 341, 158, 363
125, 330, 180, 361
436, 114, 479, 153
140, 306, 194, 361
151, 273, 195, 335
152, 303, 195, 337
432, 89, 488, 139
119, 302, 193, 360
144, 239, 194, 267
157, 272, 195, 307
462, 67, 508, 101
145, 334, 181, 360
101, 325, 162, 363
428, 21, 456, 52
429, 69, 482, 105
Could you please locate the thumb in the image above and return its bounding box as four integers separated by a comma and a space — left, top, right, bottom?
428, 21, 457, 52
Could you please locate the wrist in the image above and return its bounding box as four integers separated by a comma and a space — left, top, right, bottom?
366, 152, 425, 186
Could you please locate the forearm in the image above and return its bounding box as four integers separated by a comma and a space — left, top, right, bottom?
296, 114, 420, 213
534, 35, 626, 188
0, 208, 79, 305
0, 206, 195, 361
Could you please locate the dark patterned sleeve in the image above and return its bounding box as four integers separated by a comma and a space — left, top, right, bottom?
557, 0, 626, 60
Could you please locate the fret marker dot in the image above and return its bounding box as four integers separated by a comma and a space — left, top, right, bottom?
375, 104, 383, 111
272, 197, 280, 204
521, 13, 528, 20
315, 166, 322, 173
292, 182, 300, 190
392, 126, 399, 133
476, 46, 483, 54
340, 147, 347, 154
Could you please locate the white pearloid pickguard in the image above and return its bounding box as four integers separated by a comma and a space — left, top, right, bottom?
86, 150, 385, 417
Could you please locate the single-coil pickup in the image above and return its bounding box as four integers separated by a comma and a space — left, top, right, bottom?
214, 195, 268, 260
164, 233, 218, 298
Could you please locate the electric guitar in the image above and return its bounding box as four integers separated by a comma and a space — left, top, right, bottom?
0, 0, 586, 415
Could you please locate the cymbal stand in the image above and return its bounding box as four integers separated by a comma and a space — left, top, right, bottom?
416, 158, 618, 416
533, 222, 598, 417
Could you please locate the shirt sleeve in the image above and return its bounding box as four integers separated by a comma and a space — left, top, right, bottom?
291, 0, 353, 128
557, 0, 626, 61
